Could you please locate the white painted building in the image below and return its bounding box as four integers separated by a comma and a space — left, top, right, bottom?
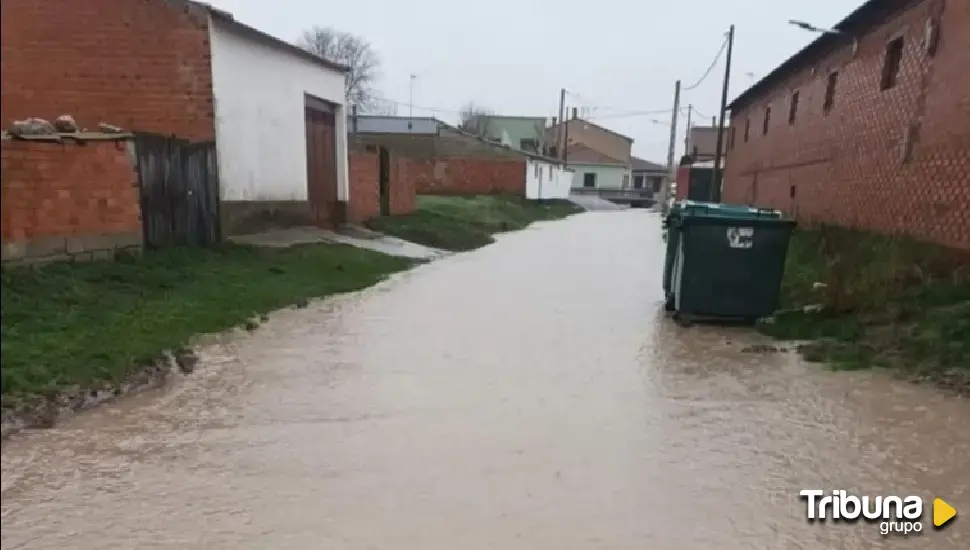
207, 10, 351, 232
569, 162, 633, 190
526, 158, 573, 200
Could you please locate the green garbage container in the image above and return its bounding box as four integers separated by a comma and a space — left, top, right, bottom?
661, 201, 685, 309
666, 201, 794, 322
662, 201, 783, 311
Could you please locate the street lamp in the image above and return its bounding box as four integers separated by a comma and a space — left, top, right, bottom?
788, 19, 858, 54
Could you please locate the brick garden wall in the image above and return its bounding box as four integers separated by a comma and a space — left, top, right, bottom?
1, 140, 143, 264
723, 0, 969, 250
347, 149, 416, 223
0, 0, 215, 141
409, 158, 527, 196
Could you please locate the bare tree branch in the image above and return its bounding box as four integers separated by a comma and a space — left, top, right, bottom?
459, 102, 494, 138
367, 99, 398, 116
297, 26, 381, 110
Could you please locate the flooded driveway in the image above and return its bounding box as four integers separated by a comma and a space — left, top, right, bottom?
2, 210, 968, 549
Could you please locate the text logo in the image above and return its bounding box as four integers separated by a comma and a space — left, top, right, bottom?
800, 489, 923, 536
726, 226, 754, 249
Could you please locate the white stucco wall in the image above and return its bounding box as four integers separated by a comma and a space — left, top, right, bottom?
569, 163, 631, 189
209, 21, 349, 202
526, 158, 572, 199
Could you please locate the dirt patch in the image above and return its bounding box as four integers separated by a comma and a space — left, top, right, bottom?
2, 351, 181, 439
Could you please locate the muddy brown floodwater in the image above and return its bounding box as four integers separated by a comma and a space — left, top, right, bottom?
2, 210, 969, 549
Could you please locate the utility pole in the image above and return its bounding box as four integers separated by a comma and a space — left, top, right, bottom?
557, 88, 566, 161
563, 110, 570, 168
660, 80, 681, 215
684, 104, 693, 157
711, 24, 735, 202
408, 74, 416, 130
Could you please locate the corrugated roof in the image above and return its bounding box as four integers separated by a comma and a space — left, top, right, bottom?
728, 0, 908, 110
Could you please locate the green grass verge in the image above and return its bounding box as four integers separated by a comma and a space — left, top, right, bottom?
758, 226, 970, 391
1, 244, 418, 399
366, 195, 584, 251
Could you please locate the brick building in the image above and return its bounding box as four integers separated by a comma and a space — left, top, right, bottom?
1, 138, 143, 264
1, 0, 352, 240
723, 0, 969, 250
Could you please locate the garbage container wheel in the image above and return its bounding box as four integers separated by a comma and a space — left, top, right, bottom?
672, 312, 693, 327
664, 293, 675, 312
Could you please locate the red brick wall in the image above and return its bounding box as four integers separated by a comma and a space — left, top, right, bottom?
2, 140, 142, 262
347, 150, 416, 223
723, 0, 969, 250
410, 158, 527, 196
0, 0, 214, 141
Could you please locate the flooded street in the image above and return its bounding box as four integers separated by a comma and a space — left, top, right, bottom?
2, 210, 968, 549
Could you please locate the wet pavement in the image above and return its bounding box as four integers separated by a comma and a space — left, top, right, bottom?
2, 210, 969, 549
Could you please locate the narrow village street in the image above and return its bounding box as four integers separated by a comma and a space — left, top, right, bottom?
2, 210, 969, 549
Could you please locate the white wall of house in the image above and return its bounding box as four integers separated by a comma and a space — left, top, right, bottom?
209, 20, 349, 202
525, 158, 572, 199
569, 163, 631, 189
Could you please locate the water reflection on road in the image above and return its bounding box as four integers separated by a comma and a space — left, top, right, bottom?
2, 210, 968, 549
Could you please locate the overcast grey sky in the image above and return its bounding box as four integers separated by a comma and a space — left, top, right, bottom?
209, 0, 858, 162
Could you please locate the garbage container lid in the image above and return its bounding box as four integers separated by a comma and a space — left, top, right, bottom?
674, 200, 786, 221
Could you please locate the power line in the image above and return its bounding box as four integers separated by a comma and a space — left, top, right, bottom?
373, 93, 706, 126
682, 35, 729, 91
372, 96, 463, 115
564, 90, 673, 117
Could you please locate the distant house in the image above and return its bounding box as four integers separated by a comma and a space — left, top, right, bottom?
465, 115, 548, 153
566, 145, 632, 190
631, 156, 666, 194
545, 113, 634, 164
685, 125, 727, 162
351, 116, 572, 200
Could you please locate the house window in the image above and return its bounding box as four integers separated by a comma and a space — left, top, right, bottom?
652, 177, 662, 193
633, 175, 644, 189
548, 145, 558, 157
520, 138, 538, 152
823, 71, 838, 114
583, 172, 596, 188
788, 91, 800, 124
729, 126, 736, 150
744, 118, 751, 142
880, 37, 904, 90
762, 106, 771, 135
622, 174, 630, 188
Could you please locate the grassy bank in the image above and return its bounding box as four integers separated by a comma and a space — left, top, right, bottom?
758, 226, 970, 391
1, 244, 417, 399
366, 195, 583, 251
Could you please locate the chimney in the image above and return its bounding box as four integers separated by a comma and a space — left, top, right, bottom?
571, 107, 578, 120
711, 116, 716, 126
551, 116, 557, 127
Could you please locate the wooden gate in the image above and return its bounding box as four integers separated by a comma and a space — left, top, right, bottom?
304, 95, 339, 226
133, 134, 220, 248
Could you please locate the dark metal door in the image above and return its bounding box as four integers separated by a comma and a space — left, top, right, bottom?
378, 146, 391, 216
304, 96, 339, 227
134, 134, 220, 248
